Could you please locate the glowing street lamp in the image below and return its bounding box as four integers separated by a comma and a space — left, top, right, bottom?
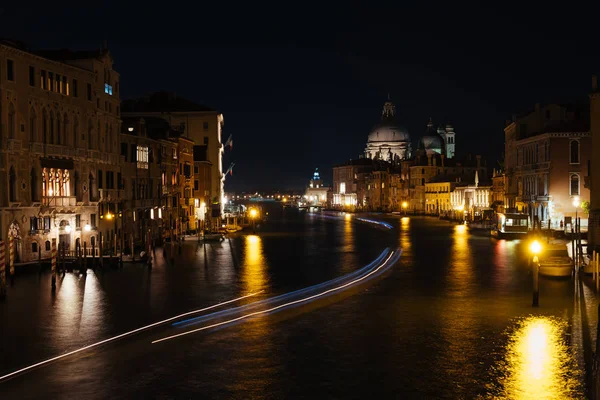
84, 224, 91, 232
249, 208, 258, 233
530, 239, 542, 307
402, 201, 408, 215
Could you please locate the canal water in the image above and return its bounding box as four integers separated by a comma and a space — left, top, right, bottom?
0, 205, 595, 399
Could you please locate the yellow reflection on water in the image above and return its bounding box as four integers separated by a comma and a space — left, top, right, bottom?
497, 316, 583, 399
447, 223, 473, 297
243, 235, 267, 293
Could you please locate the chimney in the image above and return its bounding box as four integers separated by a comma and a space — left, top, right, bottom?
593, 75, 598, 92
476, 155, 481, 169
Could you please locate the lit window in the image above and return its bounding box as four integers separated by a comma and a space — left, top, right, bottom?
137, 145, 149, 169
104, 83, 113, 95
340, 182, 346, 194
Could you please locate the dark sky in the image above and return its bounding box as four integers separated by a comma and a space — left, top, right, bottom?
2, 2, 599, 191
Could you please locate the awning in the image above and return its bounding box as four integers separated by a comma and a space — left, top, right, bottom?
40, 157, 74, 170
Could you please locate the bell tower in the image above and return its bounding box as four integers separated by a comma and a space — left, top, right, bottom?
444, 123, 456, 159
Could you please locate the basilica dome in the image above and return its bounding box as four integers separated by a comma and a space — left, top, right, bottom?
418, 118, 444, 155
365, 99, 412, 162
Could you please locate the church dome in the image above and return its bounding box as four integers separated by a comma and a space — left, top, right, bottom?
367, 101, 410, 143
364, 98, 412, 162
419, 118, 444, 154
368, 122, 410, 143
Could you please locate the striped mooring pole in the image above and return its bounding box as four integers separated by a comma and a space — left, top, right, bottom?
9, 236, 14, 277
0, 240, 6, 299
51, 238, 57, 290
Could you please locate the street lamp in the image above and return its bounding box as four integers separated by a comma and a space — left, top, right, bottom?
530, 239, 542, 307
249, 208, 258, 234
402, 201, 408, 216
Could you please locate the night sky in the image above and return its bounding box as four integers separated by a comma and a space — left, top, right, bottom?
2, 2, 599, 191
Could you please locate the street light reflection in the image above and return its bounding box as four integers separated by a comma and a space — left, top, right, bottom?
497, 316, 583, 398
243, 235, 267, 293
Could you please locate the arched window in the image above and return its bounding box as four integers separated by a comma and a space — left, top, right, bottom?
55, 169, 61, 196
31, 168, 39, 202
8, 103, 16, 139
88, 120, 94, 150
73, 117, 79, 147
63, 113, 69, 145
50, 112, 55, 144
42, 109, 48, 143
421, 168, 425, 174
570, 174, 580, 196
74, 171, 80, 200
106, 123, 110, 152
42, 168, 47, 197
9, 166, 17, 202
570, 140, 580, 164
56, 114, 61, 145
62, 170, 70, 196
29, 108, 37, 142
45, 241, 51, 251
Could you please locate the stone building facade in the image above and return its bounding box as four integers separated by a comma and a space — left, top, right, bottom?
122, 92, 226, 215
0, 40, 121, 263
504, 102, 591, 229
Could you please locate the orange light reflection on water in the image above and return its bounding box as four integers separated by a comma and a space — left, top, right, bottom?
243, 235, 268, 294
496, 316, 583, 399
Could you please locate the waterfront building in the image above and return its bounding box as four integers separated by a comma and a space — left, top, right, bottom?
176, 136, 195, 234
449, 173, 492, 220
193, 144, 212, 231
491, 169, 506, 212
0, 39, 121, 262
504, 102, 591, 229
405, 153, 485, 213
122, 92, 226, 216
332, 158, 378, 209
304, 168, 329, 207
424, 180, 455, 216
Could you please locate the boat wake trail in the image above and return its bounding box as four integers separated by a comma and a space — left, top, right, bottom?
152, 247, 401, 344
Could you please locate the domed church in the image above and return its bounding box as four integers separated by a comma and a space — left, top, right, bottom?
364, 98, 412, 162
417, 118, 456, 158
418, 118, 444, 155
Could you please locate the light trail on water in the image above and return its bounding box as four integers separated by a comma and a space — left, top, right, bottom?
152, 248, 401, 344
0, 292, 262, 382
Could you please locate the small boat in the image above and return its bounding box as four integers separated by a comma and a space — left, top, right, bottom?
491, 213, 529, 239
538, 244, 573, 277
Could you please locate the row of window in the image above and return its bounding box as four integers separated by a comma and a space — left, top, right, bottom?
5, 59, 119, 100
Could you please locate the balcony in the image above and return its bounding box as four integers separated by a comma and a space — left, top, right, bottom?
42, 196, 77, 207
98, 189, 122, 201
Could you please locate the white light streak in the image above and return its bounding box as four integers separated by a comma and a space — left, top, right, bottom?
152, 250, 397, 344
0, 292, 262, 382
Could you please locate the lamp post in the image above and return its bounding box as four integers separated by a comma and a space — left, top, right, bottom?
402, 201, 408, 216
249, 208, 258, 234
530, 239, 542, 307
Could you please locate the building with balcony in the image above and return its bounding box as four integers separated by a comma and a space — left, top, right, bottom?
504, 102, 591, 229
0, 39, 121, 263
122, 92, 226, 216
